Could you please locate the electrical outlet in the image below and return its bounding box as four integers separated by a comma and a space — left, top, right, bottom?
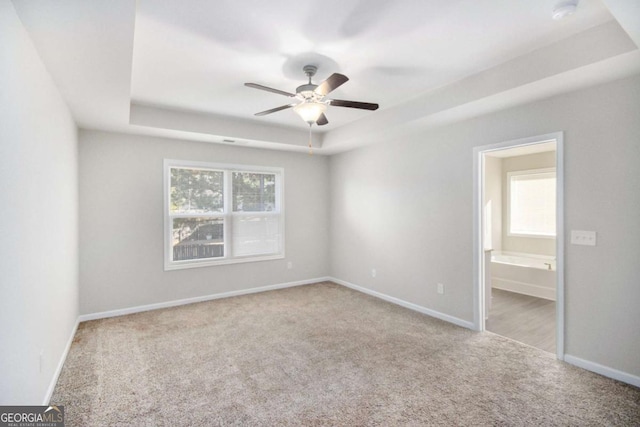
437, 283, 445, 295
371, 269, 377, 278
287, 261, 293, 270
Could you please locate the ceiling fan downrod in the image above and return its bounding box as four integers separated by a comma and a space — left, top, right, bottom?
303, 65, 317, 85
297, 65, 319, 95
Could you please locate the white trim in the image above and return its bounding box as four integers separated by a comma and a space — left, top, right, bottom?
506, 233, 556, 239
473, 132, 565, 360
330, 277, 475, 330
491, 277, 556, 301
564, 354, 640, 388
491, 250, 556, 261
472, 147, 484, 331
43, 318, 79, 405
78, 277, 329, 322
555, 136, 565, 360
166, 253, 285, 271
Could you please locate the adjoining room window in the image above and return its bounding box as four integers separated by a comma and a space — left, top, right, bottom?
164, 159, 284, 270
508, 168, 556, 238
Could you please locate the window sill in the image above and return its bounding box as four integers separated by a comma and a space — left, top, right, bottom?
164, 253, 285, 271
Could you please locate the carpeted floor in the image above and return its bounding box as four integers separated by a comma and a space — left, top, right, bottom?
52, 282, 640, 426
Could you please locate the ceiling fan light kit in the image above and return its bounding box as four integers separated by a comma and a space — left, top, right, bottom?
292, 65, 327, 124
293, 101, 327, 124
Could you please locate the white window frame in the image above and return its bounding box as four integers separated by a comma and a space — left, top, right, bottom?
164, 159, 285, 270
507, 167, 556, 239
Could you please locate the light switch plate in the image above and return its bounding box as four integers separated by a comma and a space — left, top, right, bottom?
571, 230, 596, 246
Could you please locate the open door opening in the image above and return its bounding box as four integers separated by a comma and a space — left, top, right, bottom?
473, 133, 564, 359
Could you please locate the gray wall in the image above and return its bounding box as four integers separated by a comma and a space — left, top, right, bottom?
329, 74, 640, 377
79, 131, 330, 315
502, 151, 556, 256
0, 2, 79, 404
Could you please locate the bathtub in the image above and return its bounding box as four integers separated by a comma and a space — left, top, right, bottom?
489, 251, 556, 301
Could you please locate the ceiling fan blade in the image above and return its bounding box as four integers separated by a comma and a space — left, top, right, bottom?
314, 73, 349, 96
329, 99, 379, 110
245, 83, 295, 97
255, 104, 295, 116
316, 113, 329, 126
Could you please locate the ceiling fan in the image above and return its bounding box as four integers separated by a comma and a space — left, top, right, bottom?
244, 65, 379, 127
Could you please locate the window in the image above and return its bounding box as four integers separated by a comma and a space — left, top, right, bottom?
164, 159, 284, 270
508, 168, 556, 238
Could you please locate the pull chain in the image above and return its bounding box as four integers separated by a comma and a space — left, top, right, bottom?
308, 123, 313, 155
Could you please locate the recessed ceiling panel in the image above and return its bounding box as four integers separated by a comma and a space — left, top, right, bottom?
131, 0, 613, 131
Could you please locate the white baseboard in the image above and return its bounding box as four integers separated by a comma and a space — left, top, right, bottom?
43, 317, 79, 405
78, 277, 330, 322
492, 277, 556, 301
564, 354, 640, 388
329, 277, 475, 330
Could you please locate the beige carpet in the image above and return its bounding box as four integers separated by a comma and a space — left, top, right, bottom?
52, 282, 640, 426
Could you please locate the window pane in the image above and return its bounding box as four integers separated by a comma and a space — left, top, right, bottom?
232, 215, 280, 257
172, 217, 224, 261
232, 172, 276, 212
510, 172, 556, 236
171, 168, 223, 213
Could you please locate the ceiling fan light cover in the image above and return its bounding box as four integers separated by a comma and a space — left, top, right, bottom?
294, 101, 327, 124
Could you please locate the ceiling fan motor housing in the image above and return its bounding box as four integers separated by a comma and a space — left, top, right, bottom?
296, 83, 319, 98
297, 65, 320, 100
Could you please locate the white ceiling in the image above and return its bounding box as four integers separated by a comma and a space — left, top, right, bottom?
12, 0, 640, 154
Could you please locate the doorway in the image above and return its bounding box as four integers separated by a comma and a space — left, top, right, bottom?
473, 133, 564, 359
